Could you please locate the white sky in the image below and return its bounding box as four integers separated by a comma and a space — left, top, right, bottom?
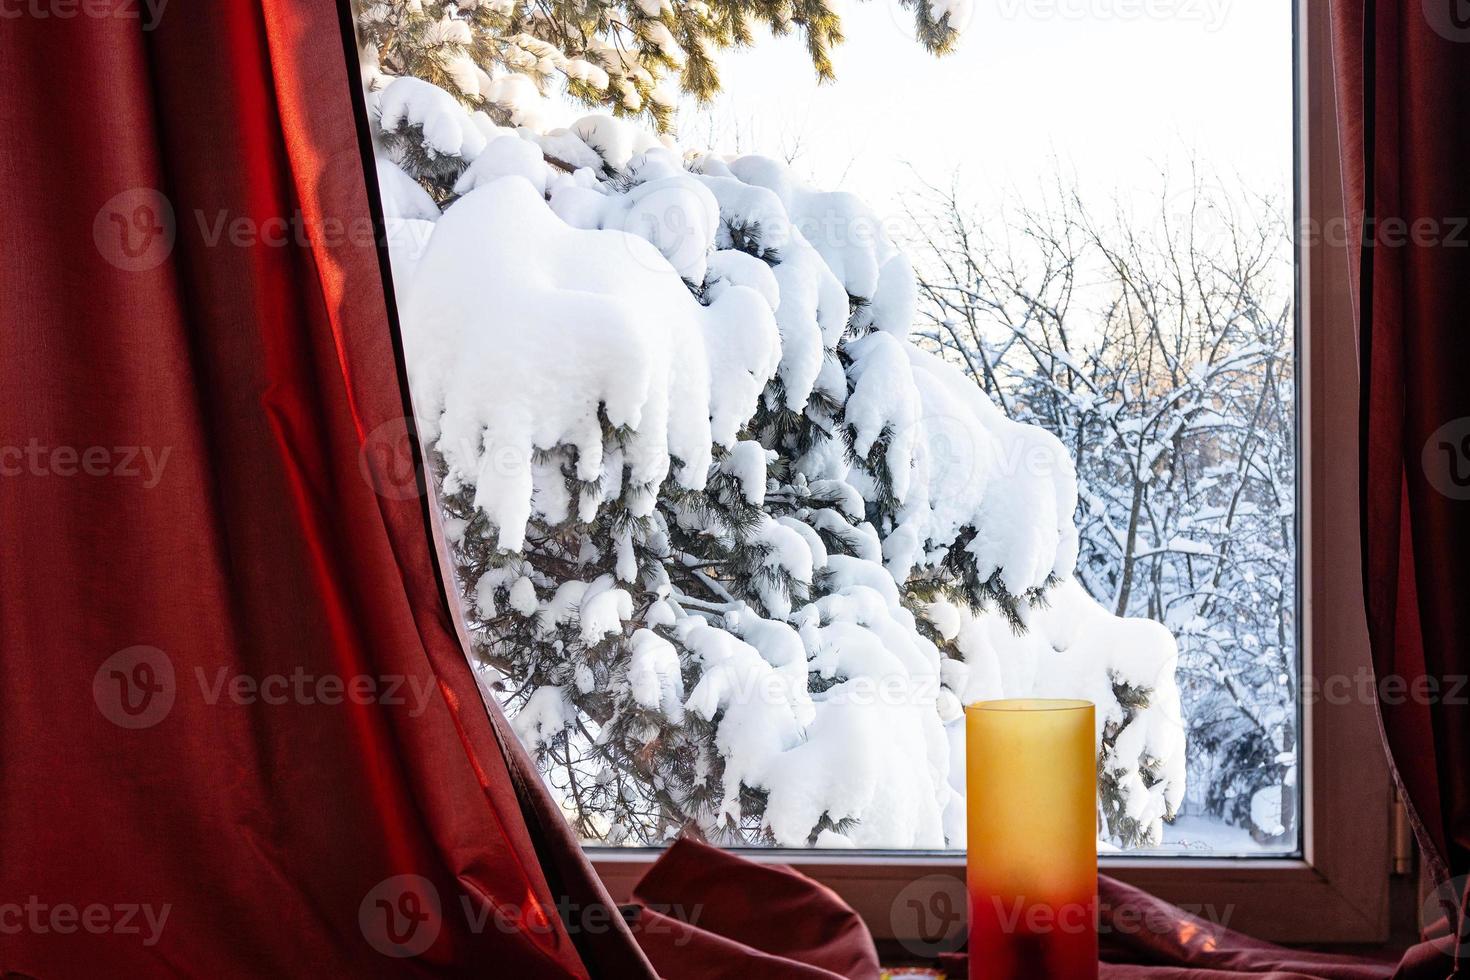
677, 1, 1294, 216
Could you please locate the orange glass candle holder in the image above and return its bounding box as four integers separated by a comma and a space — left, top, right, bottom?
966, 699, 1098, 980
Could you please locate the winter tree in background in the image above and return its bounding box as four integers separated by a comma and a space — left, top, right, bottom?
908, 176, 1295, 844
354, 0, 1186, 850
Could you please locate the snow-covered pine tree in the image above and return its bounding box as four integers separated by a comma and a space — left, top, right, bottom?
359, 28, 1186, 849
355, 0, 963, 144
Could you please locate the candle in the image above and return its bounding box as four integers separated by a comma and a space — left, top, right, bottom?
966, 699, 1097, 980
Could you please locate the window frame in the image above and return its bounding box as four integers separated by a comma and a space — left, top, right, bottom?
590, 0, 1393, 945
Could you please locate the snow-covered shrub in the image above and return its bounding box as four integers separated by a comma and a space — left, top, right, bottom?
373, 76, 1185, 849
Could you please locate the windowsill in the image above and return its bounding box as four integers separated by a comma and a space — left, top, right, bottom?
591, 849, 1383, 946
589, 847, 1305, 867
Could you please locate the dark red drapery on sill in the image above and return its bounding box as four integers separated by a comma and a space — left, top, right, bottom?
0, 1, 653, 975
630, 838, 1447, 980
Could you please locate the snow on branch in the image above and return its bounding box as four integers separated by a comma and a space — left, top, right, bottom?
378, 82, 1186, 849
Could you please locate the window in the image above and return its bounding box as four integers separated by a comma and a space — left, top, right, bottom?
355, 0, 1389, 944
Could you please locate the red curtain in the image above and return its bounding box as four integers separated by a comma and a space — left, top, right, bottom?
1330, 0, 1470, 890
0, 2, 652, 975
5, 0, 1468, 975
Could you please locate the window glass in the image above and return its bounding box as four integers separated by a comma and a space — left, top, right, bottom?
356, 0, 1297, 856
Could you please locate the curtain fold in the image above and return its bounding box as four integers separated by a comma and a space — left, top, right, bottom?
0, 2, 651, 975
627, 837, 883, 980
1329, 0, 1470, 893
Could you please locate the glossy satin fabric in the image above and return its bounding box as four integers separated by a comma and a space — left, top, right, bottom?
0, 2, 652, 975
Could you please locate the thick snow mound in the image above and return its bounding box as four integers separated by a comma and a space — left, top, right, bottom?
376, 76, 488, 162
899, 345, 1080, 591
402, 176, 779, 551
376, 157, 440, 221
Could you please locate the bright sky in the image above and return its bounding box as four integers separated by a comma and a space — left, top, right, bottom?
679, 0, 1294, 217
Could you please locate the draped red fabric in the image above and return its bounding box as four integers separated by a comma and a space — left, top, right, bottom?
1329, 0, 1470, 895
625, 840, 1467, 978
0, 2, 652, 975
628, 842, 1424, 979
1089, 878, 1398, 980
627, 837, 882, 980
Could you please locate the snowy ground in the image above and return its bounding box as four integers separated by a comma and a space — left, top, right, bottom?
1143, 814, 1297, 858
